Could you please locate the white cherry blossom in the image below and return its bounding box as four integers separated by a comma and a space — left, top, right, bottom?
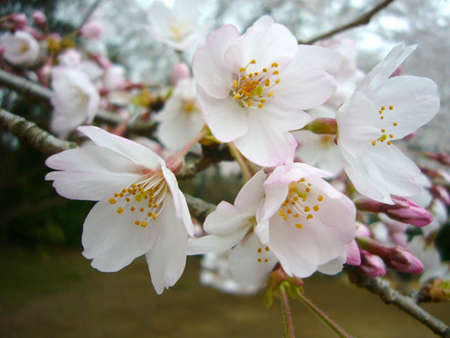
1, 30, 39, 65
45, 126, 194, 294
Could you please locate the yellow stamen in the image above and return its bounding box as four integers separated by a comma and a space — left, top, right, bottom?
307, 214, 313, 220
109, 198, 116, 205
313, 205, 319, 212
296, 223, 303, 229
117, 207, 124, 214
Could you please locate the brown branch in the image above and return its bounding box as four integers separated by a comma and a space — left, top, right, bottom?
184, 194, 216, 223
346, 267, 450, 338
0, 69, 156, 133
302, 0, 395, 45
0, 109, 78, 155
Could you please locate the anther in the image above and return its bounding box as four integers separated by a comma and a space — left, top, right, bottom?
239, 67, 246, 72
387, 141, 392, 145
109, 198, 116, 204
390, 134, 394, 138
296, 223, 303, 229
313, 205, 319, 212
258, 103, 263, 108
393, 122, 398, 126
307, 214, 313, 220
258, 248, 262, 253
275, 78, 280, 84
389, 105, 393, 110
117, 207, 124, 214
265, 246, 269, 251
260, 99, 265, 103
263, 68, 267, 72
381, 129, 385, 133
135, 220, 140, 225
268, 91, 274, 97
265, 259, 268, 263
304, 206, 310, 212
250, 59, 256, 64
273, 70, 279, 75
140, 208, 144, 212
131, 207, 135, 211
258, 258, 262, 262
271, 62, 278, 67
381, 106, 385, 110
318, 195, 323, 202
372, 141, 376, 146
141, 222, 148, 228
247, 101, 252, 107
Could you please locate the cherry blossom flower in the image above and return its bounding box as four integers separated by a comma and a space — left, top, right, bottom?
0, 30, 39, 65
336, 43, 440, 204
192, 16, 341, 167
148, 0, 209, 51
50, 67, 100, 138
45, 126, 194, 294
256, 162, 356, 278
155, 78, 205, 151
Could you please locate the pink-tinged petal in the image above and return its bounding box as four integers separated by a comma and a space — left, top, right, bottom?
259, 182, 288, 222
271, 45, 342, 110
233, 107, 299, 167
371, 76, 440, 139
203, 201, 253, 236
254, 216, 270, 245
338, 143, 392, 204
78, 126, 164, 169
50, 108, 89, 139
224, 16, 297, 74
161, 166, 194, 236
268, 215, 320, 277
234, 171, 267, 211
196, 84, 248, 142
1, 31, 39, 64
45, 146, 143, 201
356, 43, 416, 99
192, 24, 241, 99
265, 162, 333, 187
82, 194, 160, 272
186, 227, 248, 255
229, 232, 278, 286
145, 194, 188, 294
364, 144, 421, 197
336, 91, 380, 158
318, 253, 346, 275
345, 240, 361, 266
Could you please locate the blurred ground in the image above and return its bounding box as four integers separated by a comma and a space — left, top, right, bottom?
1, 245, 450, 338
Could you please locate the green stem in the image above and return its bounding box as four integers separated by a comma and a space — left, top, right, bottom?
177, 130, 208, 158
295, 291, 351, 338
228, 142, 252, 182
279, 287, 295, 338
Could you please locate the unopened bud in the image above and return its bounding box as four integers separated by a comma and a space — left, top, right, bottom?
355, 196, 433, 227
357, 250, 386, 277
431, 185, 450, 206
166, 154, 184, 175
423, 151, 450, 166
11, 13, 28, 29
32, 11, 47, 27
426, 279, 450, 302
303, 118, 337, 135
170, 62, 190, 85
80, 21, 104, 39
345, 240, 361, 266
355, 222, 371, 237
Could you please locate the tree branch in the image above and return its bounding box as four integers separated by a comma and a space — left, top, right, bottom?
346, 267, 450, 338
302, 0, 395, 44
183, 194, 216, 223
0, 109, 78, 155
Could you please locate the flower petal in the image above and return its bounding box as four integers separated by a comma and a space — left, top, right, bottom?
45, 146, 143, 201
317, 252, 346, 275
186, 227, 248, 255
196, 84, 248, 142
145, 194, 188, 294
78, 126, 165, 170
229, 232, 278, 286
192, 24, 241, 99
82, 194, 160, 272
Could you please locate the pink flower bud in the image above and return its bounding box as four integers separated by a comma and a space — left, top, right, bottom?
431, 185, 450, 206
345, 240, 361, 266
166, 154, 185, 175
357, 250, 386, 277
80, 21, 104, 39
387, 246, 423, 274
11, 13, 28, 29
355, 222, 371, 237
32, 11, 47, 27
170, 62, 190, 85
355, 196, 433, 227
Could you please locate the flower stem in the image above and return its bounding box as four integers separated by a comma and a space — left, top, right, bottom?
228, 142, 252, 182
177, 130, 208, 158
279, 287, 295, 338
295, 290, 351, 338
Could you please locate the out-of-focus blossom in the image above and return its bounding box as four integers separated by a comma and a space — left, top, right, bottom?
80, 21, 104, 39
155, 78, 205, 151
50, 67, 100, 138
45, 126, 194, 294
148, 0, 210, 51
102, 64, 127, 90
170, 62, 190, 86
10, 14, 28, 29
32, 11, 47, 28
357, 250, 387, 277
1, 30, 39, 65
193, 16, 341, 166
57, 49, 82, 68
336, 43, 440, 204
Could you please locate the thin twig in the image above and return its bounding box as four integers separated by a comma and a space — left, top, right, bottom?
302, 0, 395, 44
346, 267, 450, 338
0, 109, 78, 155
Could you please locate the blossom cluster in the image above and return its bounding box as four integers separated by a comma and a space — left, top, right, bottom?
2, 1, 448, 297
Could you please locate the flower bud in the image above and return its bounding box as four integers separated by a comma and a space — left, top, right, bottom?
345, 240, 361, 266
80, 21, 104, 39
170, 62, 190, 85
32, 11, 47, 27
357, 250, 386, 277
355, 196, 433, 227
303, 117, 337, 135
11, 13, 28, 29
430, 185, 450, 206
355, 221, 371, 237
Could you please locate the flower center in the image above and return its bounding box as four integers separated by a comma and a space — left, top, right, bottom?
371, 105, 398, 146
108, 170, 169, 228
229, 59, 281, 109
183, 99, 199, 114
21, 42, 30, 53
71, 85, 90, 108
320, 135, 333, 148
278, 178, 324, 229
169, 22, 187, 41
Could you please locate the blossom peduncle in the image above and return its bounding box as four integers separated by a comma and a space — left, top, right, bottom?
229, 59, 281, 109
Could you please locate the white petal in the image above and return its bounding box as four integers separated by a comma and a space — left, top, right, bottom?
78, 126, 164, 169
356, 43, 416, 99
45, 146, 143, 201
318, 253, 346, 275
192, 24, 241, 99
371, 76, 440, 139
186, 227, 248, 255
196, 84, 248, 142
145, 194, 188, 294
272, 45, 342, 110
224, 16, 297, 74
229, 232, 278, 286
82, 194, 160, 272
